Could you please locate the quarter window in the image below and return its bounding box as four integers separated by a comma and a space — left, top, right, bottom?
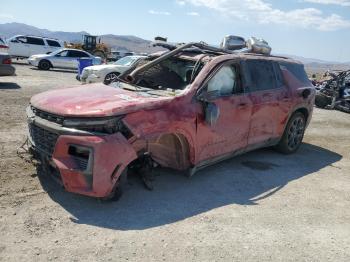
279, 62, 310, 86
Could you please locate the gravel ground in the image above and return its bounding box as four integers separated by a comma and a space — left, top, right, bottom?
0, 63, 349, 262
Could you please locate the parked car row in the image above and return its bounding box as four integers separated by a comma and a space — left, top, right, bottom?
2, 34, 148, 80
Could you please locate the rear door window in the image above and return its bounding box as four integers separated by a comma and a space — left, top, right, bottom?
68, 50, 90, 58
245, 60, 277, 92
46, 39, 61, 47
26, 37, 45, 46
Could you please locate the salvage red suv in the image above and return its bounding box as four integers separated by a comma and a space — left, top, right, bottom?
26, 36, 315, 199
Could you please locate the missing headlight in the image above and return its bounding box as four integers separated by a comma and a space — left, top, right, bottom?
68, 145, 92, 172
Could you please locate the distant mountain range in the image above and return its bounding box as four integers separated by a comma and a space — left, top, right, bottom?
0, 22, 160, 53
0, 22, 349, 72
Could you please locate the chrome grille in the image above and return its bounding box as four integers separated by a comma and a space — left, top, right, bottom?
31, 106, 64, 125
29, 124, 59, 156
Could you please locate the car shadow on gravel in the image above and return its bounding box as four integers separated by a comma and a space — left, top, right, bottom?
0, 82, 21, 89
38, 143, 342, 230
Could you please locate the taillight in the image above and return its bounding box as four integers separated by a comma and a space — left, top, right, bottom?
2, 58, 11, 64
0, 44, 8, 49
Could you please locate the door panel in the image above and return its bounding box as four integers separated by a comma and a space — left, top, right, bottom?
196, 95, 252, 162
244, 59, 286, 146
195, 64, 252, 163
50, 50, 71, 68
27, 37, 46, 56
248, 90, 282, 145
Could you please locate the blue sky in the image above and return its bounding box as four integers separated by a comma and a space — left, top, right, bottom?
1, 0, 350, 62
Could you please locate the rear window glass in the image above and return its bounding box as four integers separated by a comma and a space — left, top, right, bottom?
245, 60, 277, 91
46, 39, 61, 47
27, 37, 45, 45
279, 62, 310, 85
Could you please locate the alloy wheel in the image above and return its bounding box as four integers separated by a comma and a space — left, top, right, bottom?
287, 116, 305, 151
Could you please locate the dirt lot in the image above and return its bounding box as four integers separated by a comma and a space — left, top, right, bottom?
0, 63, 349, 262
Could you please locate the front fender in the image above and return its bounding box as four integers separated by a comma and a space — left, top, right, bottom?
52, 133, 137, 198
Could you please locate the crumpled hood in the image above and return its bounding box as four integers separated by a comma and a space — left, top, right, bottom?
30, 83, 173, 117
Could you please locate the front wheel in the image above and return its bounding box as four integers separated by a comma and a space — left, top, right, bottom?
104, 72, 120, 85
275, 112, 306, 154
38, 60, 51, 70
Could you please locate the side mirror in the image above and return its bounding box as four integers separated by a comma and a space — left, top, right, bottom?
204, 102, 220, 126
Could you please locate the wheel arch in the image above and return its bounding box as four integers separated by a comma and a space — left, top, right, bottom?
294, 107, 309, 122
144, 132, 192, 170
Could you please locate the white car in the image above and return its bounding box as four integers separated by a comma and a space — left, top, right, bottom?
80, 55, 147, 84
28, 48, 102, 70
7, 35, 64, 58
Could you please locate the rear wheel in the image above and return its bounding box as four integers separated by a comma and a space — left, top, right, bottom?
275, 112, 306, 154
38, 60, 51, 70
104, 72, 120, 85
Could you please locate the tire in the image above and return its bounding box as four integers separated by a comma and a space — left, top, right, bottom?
315, 93, 331, 108
104, 72, 120, 85
275, 112, 306, 154
38, 60, 51, 70
101, 168, 127, 201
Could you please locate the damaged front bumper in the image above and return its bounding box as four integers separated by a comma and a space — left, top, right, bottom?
26, 106, 137, 198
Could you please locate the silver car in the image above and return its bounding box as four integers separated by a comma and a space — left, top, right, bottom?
28, 48, 102, 70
